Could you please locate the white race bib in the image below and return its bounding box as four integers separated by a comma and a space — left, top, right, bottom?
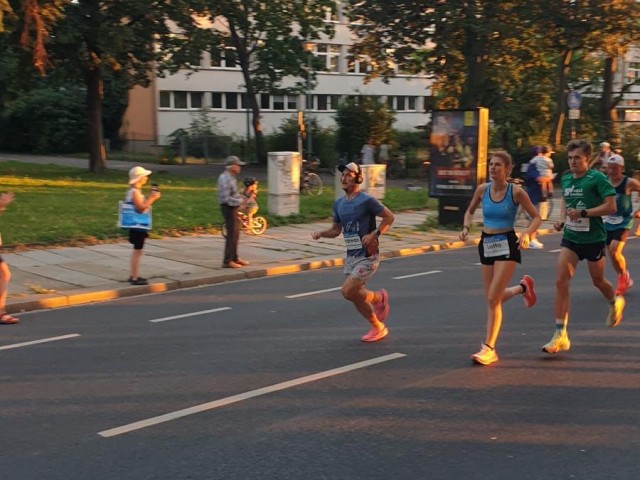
483, 234, 510, 257
344, 234, 363, 250
565, 215, 589, 232
603, 214, 623, 225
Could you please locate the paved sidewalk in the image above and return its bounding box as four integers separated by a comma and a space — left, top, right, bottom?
3, 210, 562, 314
0, 152, 564, 314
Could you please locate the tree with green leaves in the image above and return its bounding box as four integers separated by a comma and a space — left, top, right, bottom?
6, 0, 216, 171
334, 95, 395, 161
207, 0, 335, 163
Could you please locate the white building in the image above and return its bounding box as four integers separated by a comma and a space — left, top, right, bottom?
121, 3, 432, 152
617, 46, 640, 124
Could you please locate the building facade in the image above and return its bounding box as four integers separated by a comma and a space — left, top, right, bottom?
121, 4, 432, 153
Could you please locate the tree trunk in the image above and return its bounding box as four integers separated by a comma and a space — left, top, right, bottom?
86, 64, 106, 172
460, 24, 484, 110
549, 49, 573, 147
229, 25, 267, 164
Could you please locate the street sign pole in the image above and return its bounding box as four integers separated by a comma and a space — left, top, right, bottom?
567, 92, 582, 140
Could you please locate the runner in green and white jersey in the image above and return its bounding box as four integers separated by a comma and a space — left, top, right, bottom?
542, 139, 625, 355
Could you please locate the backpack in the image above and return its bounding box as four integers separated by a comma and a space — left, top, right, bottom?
525, 161, 539, 181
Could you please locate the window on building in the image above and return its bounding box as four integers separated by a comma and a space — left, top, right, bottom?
315, 44, 340, 72
627, 62, 640, 81
260, 93, 270, 110
347, 51, 371, 74
225, 93, 239, 109
191, 92, 203, 109
212, 92, 223, 109
159, 91, 171, 108
273, 95, 285, 110
316, 94, 340, 111
174, 91, 188, 109
241, 93, 251, 109
287, 95, 297, 110
209, 39, 239, 69
407, 96, 417, 111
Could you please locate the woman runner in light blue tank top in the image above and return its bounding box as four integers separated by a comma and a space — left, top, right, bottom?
459, 151, 541, 366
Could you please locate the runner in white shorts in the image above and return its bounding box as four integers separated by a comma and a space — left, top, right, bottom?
311, 162, 395, 342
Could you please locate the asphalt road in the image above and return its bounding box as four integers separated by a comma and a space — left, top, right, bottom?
2, 234, 640, 480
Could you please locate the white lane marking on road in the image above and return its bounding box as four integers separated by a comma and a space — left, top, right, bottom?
98, 352, 407, 438
286, 287, 342, 299
393, 270, 442, 280
0, 334, 80, 351
549, 249, 561, 253
149, 307, 232, 323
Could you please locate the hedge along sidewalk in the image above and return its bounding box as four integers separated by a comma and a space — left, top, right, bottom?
0, 155, 432, 247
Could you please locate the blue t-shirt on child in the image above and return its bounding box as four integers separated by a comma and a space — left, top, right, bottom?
332, 192, 384, 258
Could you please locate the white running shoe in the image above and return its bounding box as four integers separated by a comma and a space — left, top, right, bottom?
528, 238, 544, 249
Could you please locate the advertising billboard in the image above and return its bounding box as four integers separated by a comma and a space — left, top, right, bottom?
428, 108, 488, 199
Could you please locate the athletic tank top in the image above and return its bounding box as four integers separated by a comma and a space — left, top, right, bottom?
482, 182, 518, 229
604, 176, 633, 231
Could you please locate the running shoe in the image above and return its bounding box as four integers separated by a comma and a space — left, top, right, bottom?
520, 275, 537, 308
361, 325, 389, 342
542, 330, 571, 354
615, 271, 633, 296
606, 295, 625, 328
471, 344, 498, 365
373, 289, 390, 323
528, 238, 544, 249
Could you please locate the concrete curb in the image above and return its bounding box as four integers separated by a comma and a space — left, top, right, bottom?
5, 227, 560, 315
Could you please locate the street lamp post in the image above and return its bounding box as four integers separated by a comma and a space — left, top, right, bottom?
303, 41, 315, 159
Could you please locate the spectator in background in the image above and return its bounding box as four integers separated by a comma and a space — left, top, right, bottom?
378, 142, 390, 165
531, 145, 555, 199
360, 138, 376, 165
125, 166, 161, 285
217, 156, 250, 269
590, 141, 613, 169
0, 192, 19, 324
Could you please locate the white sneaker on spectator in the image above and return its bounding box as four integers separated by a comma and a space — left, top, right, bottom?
529, 238, 544, 249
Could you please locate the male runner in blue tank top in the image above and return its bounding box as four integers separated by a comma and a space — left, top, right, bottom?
604, 154, 640, 295
311, 162, 395, 342
543, 139, 624, 355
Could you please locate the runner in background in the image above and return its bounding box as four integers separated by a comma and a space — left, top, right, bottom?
603, 154, 640, 295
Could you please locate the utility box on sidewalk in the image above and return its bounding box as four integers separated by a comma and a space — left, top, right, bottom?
334, 164, 387, 200
268, 151, 301, 216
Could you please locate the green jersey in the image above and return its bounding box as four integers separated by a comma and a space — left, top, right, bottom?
561, 169, 615, 244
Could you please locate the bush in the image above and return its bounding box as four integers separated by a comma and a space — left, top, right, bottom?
0, 86, 87, 153
167, 110, 232, 160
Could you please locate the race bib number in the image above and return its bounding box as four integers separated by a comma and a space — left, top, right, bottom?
483, 234, 509, 257
565, 215, 589, 232
344, 234, 363, 250
603, 214, 623, 225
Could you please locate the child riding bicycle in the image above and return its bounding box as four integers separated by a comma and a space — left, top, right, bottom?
240, 177, 259, 230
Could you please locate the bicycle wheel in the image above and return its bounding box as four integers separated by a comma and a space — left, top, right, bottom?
305, 173, 323, 196
250, 216, 268, 235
